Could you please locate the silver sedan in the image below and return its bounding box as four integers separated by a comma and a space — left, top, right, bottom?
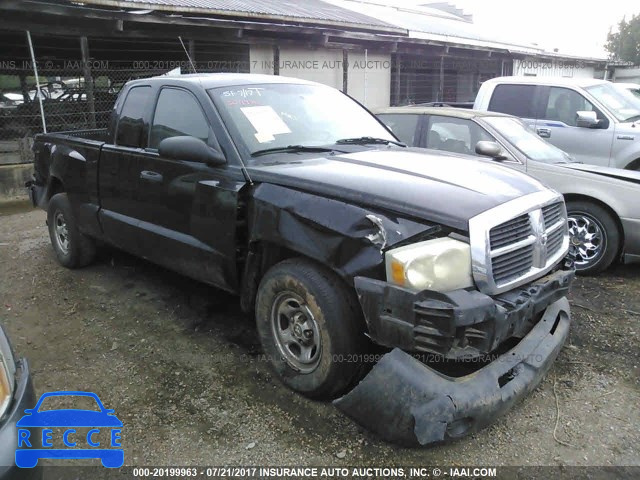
376, 106, 640, 274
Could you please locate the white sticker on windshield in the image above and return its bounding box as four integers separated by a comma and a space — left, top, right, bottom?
241, 106, 291, 138
255, 131, 275, 143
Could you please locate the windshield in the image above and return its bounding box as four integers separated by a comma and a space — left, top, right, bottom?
483, 116, 573, 164
585, 82, 640, 122
208, 83, 395, 158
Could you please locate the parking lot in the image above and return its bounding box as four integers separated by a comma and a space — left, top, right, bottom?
1, 204, 639, 467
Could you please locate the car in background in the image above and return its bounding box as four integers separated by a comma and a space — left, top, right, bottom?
614, 82, 640, 100
0, 324, 40, 480
472, 76, 640, 170
376, 106, 640, 274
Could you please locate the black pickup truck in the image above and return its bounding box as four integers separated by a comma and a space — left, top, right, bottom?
27, 73, 574, 446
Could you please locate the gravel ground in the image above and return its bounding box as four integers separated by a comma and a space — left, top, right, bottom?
1, 204, 639, 469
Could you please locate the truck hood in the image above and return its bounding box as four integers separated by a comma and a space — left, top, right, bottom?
246, 148, 548, 231
561, 162, 640, 185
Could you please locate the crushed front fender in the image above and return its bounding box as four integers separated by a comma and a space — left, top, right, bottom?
333, 297, 570, 447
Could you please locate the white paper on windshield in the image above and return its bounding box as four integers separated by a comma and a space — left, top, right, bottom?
255, 131, 275, 143
241, 106, 291, 143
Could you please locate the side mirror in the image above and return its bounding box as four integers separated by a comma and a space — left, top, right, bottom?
158, 136, 226, 166
576, 111, 599, 128
475, 141, 507, 161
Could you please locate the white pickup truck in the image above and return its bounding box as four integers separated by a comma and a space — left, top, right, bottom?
473, 76, 640, 170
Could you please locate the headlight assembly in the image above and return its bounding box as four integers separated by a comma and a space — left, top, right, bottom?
385, 237, 474, 292
0, 326, 16, 420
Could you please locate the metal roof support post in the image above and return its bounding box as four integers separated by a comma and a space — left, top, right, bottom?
80, 36, 97, 129
26, 30, 47, 134
273, 45, 280, 75
342, 49, 349, 94
392, 54, 400, 106
439, 55, 444, 102
364, 48, 368, 106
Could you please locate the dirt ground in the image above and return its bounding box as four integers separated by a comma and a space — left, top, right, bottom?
1, 204, 639, 469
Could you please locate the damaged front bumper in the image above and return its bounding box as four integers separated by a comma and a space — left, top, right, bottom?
334, 296, 570, 446
353, 268, 573, 359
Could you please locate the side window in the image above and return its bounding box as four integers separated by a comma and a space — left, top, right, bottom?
543, 87, 595, 127
426, 116, 492, 155
149, 88, 210, 149
116, 86, 151, 148
377, 114, 419, 146
488, 84, 537, 118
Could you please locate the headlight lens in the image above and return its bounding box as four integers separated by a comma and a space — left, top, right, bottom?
0, 327, 16, 420
385, 237, 474, 292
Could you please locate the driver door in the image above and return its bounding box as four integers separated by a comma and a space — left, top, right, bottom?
535, 87, 614, 166
138, 86, 246, 290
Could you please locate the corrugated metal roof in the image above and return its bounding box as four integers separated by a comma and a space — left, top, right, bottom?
326, 0, 546, 54
75, 0, 403, 32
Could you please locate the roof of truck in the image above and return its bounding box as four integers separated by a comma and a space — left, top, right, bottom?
481, 76, 609, 88
129, 73, 321, 89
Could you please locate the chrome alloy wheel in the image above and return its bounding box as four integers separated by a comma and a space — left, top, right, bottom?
568, 212, 605, 268
270, 291, 321, 373
53, 211, 70, 255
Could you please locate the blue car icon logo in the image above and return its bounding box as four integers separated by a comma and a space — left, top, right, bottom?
15, 391, 123, 468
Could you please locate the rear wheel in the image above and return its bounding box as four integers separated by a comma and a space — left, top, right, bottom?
47, 193, 96, 268
255, 258, 368, 399
566, 201, 620, 275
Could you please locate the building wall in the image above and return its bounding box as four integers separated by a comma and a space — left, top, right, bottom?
513, 57, 595, 78
346, 51, 391, 109
249, 44, 391, 108
612, 67, 640, 83
279, 47, 344, 89
249, 44, 274, 75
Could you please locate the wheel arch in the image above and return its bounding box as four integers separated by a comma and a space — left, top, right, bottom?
48, 176, 65, 200
624, 157, 640, 171
563, 193, 625, 257
239, 240, 355, 314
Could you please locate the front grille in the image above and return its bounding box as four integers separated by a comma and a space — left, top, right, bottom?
489, 213, 531, 250
546, 223, 565, 260
485, 200, 568, 289
492, 244, 535, 283
542, 202, 563, 229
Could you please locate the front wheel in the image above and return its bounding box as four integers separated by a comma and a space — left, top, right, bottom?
255, 258, 368, 399
566, 201, 620, 275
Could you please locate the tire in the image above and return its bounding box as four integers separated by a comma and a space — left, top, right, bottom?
255, 258, 368, 399
47, 193, 96, 268
566, 200, 620, 275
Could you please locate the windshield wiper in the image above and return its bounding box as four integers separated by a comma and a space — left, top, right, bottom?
623, 114, 640, 123
251, 145, 336, 157
335, 136, 406, 147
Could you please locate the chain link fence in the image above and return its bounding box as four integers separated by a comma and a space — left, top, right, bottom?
0, 34, 250, 164
390, 54, 510, 106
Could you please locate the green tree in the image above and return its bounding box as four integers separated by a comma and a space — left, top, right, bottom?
606, 14, 640, 63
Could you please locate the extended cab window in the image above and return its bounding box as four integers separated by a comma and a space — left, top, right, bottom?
488, 84, 537, 118
116, 86, 151, 148
377, 114, 419, 145
544, 87, 596, 126
150, 88, 209, 149
426, 116, 492, 155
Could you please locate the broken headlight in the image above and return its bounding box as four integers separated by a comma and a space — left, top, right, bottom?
385, 237, 473, 292
0, 326, 16, 421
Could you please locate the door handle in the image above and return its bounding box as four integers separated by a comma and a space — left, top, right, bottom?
537, 128, 551, 138
140, 170, 163, 183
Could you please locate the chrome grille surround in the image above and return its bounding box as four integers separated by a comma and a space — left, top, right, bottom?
469, 190, 570, 296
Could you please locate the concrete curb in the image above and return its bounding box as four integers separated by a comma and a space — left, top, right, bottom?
0, 163, 32, 202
